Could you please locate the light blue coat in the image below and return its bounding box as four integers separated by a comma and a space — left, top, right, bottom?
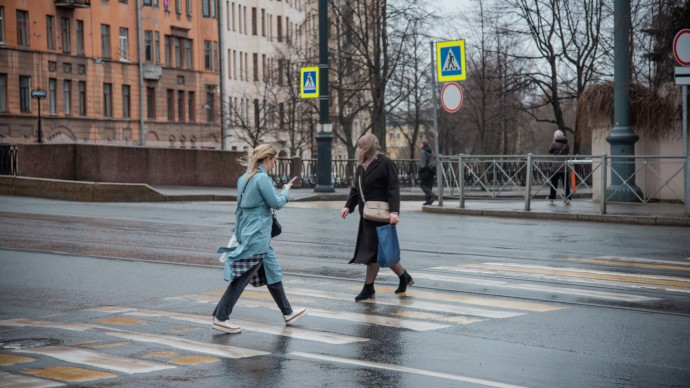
217, 166, 289, 284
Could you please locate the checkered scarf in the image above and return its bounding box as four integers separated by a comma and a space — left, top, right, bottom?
230, 254, 267, 287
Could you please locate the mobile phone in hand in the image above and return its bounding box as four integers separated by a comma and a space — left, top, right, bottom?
288, 176, 298, 185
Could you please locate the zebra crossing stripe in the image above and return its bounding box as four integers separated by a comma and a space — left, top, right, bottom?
14, 346, 174, 374
464, 263, 690, 289
237, 300, 452, 331
565, 257, 690, 271
290, 352, 527, 388
0, 319, 268, 359
285, 288, 525, 318
0, 371, 64, 387
121, 309, 368, 345
403, 272, 658, 302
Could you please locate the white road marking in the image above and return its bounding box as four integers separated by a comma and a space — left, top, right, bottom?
14, 346, 174, 374
0, 371, 64, 388
598, 256, 690, 267
0, 319, 267, 359
400, 272, 658, 302
290, 352, 527, 388
285, 288, 526, 319
166, 295, 451, 331
122, 309, 368, 345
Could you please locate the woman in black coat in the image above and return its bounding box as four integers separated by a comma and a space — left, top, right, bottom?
548, 129, 571, 204
340, 133, 414, 301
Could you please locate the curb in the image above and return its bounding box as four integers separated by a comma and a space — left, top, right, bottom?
422, 205, 690, 227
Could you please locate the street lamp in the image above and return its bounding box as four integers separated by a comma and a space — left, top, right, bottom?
315, 0, 334, 192
31, 89, 47, 144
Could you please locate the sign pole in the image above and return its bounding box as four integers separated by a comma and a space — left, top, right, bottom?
683, 84, 689, 217
429, 41, 442, 206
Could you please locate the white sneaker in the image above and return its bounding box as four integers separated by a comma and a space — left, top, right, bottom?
283, 307, 308, 326
212, 317, 241, 334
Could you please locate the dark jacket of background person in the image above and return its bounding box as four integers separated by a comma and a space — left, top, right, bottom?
418, 143, 435, 177
548, 132, 570, 174
344, 154, 400, 264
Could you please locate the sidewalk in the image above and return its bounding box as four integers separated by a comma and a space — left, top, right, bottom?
152, 185, 689, 227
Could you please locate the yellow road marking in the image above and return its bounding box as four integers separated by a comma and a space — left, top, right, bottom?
390, 311, 482, 325
143, 351, 178, 358
91, 317, 145, 325
65, 340, 99, 346
21, 366, 116, 383
169, 356, 219, 365
90, 341, 129, 349
565, 258, 690, 272
465, 263, 690, 288
0, 354, 34, 366
0, 371, 64, 387
170, 327, 201, 333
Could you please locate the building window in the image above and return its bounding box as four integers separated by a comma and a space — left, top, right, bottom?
253, 53, 258, 81
103, 83, 112, 117
177, 90, 185, 121
174, 37, 182, 68
144, 31, 153, 62
61, 17, 71, 53
64, 80, 71, 114
184, 39, 192, 69
17, 10, 29, 47
144, 0, 152, 5
146, 87, 156, 119
164, 36, 171, 65
175, 0, 181, 14
119, 28, 129, 60
122, 85, 130, 118
213, 41, 219, 71
19, 76, 31, 112
186, 0, 192, 16
76, 20, 84, 55
277, 16, 282, 43
78, 81, 86, 115
204, 41, 212, 70
101, 24, 111, 58
251, 7, 257, 35
46, 16, 55, 50
205, 86, 215, 122
0, 74, 6, 112
261, 8, 265, 37
155, 32, 161, 64
188, 91, 195, 121
0, 7, 5, 44
262, 54, 266, 82
49, 79, 56, 113
202, 0, 216, 18
166, 89, 174, 120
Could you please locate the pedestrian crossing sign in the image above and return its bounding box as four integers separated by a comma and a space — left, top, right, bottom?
300, 67, 319, 99
436, 40, 466, 82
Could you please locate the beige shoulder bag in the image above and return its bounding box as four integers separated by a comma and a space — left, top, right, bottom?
359, 175, 390, 223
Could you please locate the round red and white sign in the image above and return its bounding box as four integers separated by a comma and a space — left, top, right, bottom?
673, 29, 690, 66
441, 82, 463, 113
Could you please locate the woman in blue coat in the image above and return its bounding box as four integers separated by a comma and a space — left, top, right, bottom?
213, 144, 307, 333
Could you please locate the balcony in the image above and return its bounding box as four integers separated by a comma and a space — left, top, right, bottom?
55, 0, 91, 8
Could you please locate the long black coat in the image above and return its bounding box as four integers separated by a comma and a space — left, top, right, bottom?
344, 154, 400, 264
548, 136, 570, 174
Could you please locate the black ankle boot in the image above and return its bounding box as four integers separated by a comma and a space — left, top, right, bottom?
355, 283, 375, 301
395, 270, 414, 294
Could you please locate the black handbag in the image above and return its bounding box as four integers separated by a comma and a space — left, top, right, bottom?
271, 210, 282, 238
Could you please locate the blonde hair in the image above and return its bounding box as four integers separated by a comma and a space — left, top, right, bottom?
357, 133, 381, 166
242, 144, 277, 180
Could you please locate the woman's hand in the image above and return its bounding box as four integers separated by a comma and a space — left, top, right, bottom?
389, 212, 400, 224
340, 208, 350, 219
284, 182, 293, 190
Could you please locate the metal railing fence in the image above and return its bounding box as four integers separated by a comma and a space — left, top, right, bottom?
438, 154, 688, 215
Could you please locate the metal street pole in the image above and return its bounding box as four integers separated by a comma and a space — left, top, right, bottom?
37, 97, 43, 144
429, 41, 441, 206
315, 0, 334, 192
606, 0, 642, 201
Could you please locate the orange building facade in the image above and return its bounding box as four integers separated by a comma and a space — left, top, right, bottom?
0, 0, 221, 148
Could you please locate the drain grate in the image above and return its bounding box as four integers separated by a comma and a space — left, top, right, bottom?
0, 338, 63, 350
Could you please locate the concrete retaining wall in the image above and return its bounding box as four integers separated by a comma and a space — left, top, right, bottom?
15, 144, 245, 187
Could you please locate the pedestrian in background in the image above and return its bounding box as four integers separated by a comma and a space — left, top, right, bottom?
340, 133, 414, 301
547, 129, 571, 205
213, 144, 307, 333
418, 140, 436, 205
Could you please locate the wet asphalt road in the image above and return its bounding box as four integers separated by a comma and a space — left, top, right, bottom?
1, 196, 690, 387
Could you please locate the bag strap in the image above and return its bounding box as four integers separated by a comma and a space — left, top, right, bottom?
358, 174, 367, 203
236, 175, 253, 214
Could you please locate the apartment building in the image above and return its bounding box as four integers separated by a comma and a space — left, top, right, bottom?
0, 0, 221, 148
221, 0, 312, 155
